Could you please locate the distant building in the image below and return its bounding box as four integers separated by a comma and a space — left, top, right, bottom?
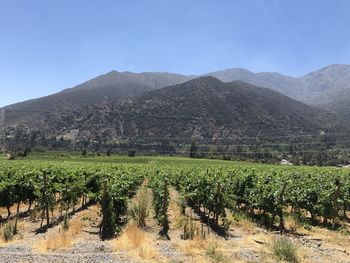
279, 159, 293, 165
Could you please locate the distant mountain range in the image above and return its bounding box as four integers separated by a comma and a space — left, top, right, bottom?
1, 64, 350, 146
56, 77, 334, 143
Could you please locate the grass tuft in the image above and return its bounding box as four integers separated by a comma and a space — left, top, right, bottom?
1, 223, 15, 242
271, 236, 299, 262
206, 242, 226, 263
114, 223, 158, 259
129, 186, 149, 228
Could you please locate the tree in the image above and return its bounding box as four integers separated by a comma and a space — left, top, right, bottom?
5, 125, 30, 159
128, 149, 136, 157
189, 140, 199, 158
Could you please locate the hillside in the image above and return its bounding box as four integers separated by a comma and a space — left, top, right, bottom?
301, 64, 350, 105
325, 89, 350, 124
3, 64, 350, 129
52, 77, 333, 144
2, 71, 190, 127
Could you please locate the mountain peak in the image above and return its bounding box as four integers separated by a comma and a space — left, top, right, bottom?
188, 76, 222, 84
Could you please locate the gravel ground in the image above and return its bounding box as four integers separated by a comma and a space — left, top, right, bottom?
0, 251, 137, 263
156, 241, 187, 262
234, 247, 262, 262
0, 242, 140, 263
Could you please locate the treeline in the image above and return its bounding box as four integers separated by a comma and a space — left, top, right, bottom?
1, 126, 349, 166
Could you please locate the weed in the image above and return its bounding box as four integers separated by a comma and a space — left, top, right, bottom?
2, 223, 14, 242
129, 186, 149, 228
206, 242, 226, 263
271, 236, 299, 262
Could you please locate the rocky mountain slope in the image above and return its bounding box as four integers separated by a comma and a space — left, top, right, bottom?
300, 64, 350, 105
49, 77, 334, 143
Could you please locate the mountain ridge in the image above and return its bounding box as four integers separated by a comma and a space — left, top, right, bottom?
3, 63, 350, 110
1, 63, 350, 133
48, 76, 334, 144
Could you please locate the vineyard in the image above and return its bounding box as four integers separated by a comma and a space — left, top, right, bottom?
0, 155, 349, 262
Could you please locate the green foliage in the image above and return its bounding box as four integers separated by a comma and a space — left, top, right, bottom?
189, 140, 199, 158
0, 155, 349, 242
100, 180, 116, 240
0, 159, 144, 239
149, 171, 170, 236
128, 149, 136, 157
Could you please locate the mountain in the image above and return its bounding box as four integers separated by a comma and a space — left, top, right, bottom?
2, 64, 350, 131
50, 77, 333, 143
300, 64, 350, 105
206, 68, 307, 101
2, 71, 191, 127
62, 71, 192, 93
324, 89, 350, 123
207, 64, 350, 105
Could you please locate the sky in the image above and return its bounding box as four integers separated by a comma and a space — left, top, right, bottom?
1, 0, 350, 107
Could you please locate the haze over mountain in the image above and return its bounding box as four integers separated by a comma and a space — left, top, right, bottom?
301, 64, 350, 105
207, 64, 350, 106
206, 68, 307, 102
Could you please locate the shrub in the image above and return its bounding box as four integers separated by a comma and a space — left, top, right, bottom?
129, 186, 149, 228
2, 223, 14, 242
206, 242, 226, 263
179, 215, 196, 240
128, 149, 136, 157
271, 236, 299, 262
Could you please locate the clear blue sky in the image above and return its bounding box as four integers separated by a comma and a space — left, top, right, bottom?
1, 0, 350, 106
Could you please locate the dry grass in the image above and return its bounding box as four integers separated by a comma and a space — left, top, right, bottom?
34, 217, 84, 252
0, 220, 27, 245
285, 215, 304, 232
0, 207, 9, 215
169, 189, 183, 227
231, 212, 254, 232
80, 205, 100, 220
0, 223, 14, 245
125, 224, 145, 248
310, 225, 350, 249
270, 236, 299, 263
0, 203, 32, 218
129, 185, 150, 228
173, 236, 233, 263
114, 223, 159, 260
45, 229, 72, 251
